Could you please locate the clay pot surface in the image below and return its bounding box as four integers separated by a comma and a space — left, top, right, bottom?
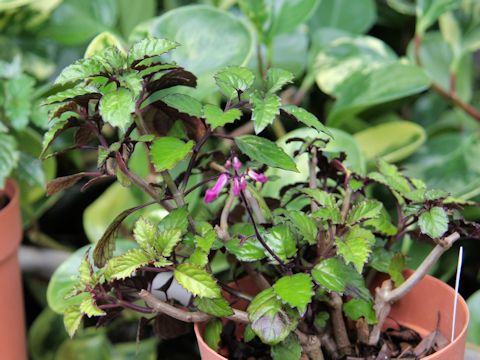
0, 180, 27, 360
195, 270, 469, 360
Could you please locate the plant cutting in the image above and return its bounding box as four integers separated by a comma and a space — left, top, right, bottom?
43, 37, 478, 360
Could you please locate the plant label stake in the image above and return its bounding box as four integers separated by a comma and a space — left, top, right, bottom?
451, 246, 463, 343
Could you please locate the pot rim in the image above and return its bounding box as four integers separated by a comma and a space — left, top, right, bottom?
194, 271, 470, 360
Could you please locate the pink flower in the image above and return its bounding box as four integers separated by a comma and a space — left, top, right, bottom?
232, 177, 247, 196
232, 157, 242, 171
204, 173, 228, 203
247, 169, 268, 183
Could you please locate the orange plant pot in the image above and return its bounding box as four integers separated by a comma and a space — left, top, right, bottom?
0, 180, 27, 360
194, 270, 469, 360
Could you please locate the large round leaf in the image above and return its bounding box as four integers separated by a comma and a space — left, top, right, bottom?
262, 127, 365, 198
309, 0, 377, 34
315, 35, 397, 95
467, 290, 480, 345
28, 308, 68, 360
404, 132, 480, 199
47, 240, 137, 314
353, 120, 426, 163
138, 5, 254, 100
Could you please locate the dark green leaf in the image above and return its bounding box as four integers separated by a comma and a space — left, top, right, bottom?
194, 297, 234, 317
343, 299, 377, 324
280, 105, 331, 135
347, 199, 383, 225
204, 318, 222, 351
158, 207, 189, 234
161, 93, 203, 118
235, 135, 298, 172
285, 210, 317, 245
419, 207, 449, 239
225, 237, 266, 262
270, 333, 302, 360
263, 225, 297, 263
273, 273, 313, 314
214, 66, 255, 99
204, 104, 242, 130
151, 137, 195, 172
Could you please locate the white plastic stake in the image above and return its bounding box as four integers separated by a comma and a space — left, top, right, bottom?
451, 246, 463, 342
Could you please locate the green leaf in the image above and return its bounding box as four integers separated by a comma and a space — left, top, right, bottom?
369, 159, 411, 196
300, 189, 336, 207
364, 208, 397, 236
314, 312, 330, 330
467, 290, 480, 345
41, 112, 79, 157
280, 105, 331, 136
354, 121, 427, 163
328, 63, 431, 126
118, 71, 143, 99
315, 36, 397, 96
161, 93, 203, 118
0, 133, 18, 188
99, 88, 135, 132
285, 211, 317, 245
84, 31, 125, 58
273, 273, 313, 314
133, 217, 157, 253
244, 324, 256, 342
310, 0, 376, 34
266, 68, 294, 94
105, 249, 151, 280
151, 137, 195, 172
174, 264, 221, 298
416, 0, 459, 36
194, 297, 234, 317
267, 0, 319, 38
271, 333, 302, 360
194, 222, 217, 253
263, 225, 297, 262
79, 296, 106, 317
225, 237, 266, 262
144, 5, 254, 101
188, 248, 209, 267
214, 66, 255, 99
128, 37, 179, 65
204, 104, 242, 130
239, 0, 269, 35
347, 199, 383, 225
247, 288, 297, 345
235, 135, 298, 172
155, 228, 182, 257
55, 56, 109, 84
250, 91, 281, 134
336, 226, 375, 273
204, 318, 223, 352
4, 74, 35, 130
63, 306, 83, 338
343, 299, 377, 325
311, 257, 351, 292
158, 207, 189, 234
419, 207, 449, 239
388, 253, 405, 287
44, 85, 99, 105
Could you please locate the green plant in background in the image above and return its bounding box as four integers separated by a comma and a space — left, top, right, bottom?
42, 34, 479, 359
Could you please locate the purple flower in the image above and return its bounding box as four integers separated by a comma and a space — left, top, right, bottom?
232, 157, 242, 171
247, 169, 268, 183
204, 173, 228, 203
232, 176, 247, 196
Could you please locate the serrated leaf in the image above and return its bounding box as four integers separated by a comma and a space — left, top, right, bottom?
174, 264, 221, 298
343, 299, 377, 325
215, 66, 255, 99
151, 137, 194, 172
55, 57, 109, 84
128, 38, 179, 65
263, 225, 297, 263
158, 207, 189, 234
266, 68, 294, 94
273, 273, 313, 314
336, 226, 375, 273
369, 159, 411, 196
79, 297, 106, 317
280, 105, 331, 135
194, 297, 234, 317
204, 318, 222, 351
365, 207, 397, 236
285, 210, 317, 245
44, 85, 99, 105
133, 217, 157, 253
347, 199, 383, 225
204, 104, 242, 130
271, 333, 302, 360
63, 306, 83, 338
0, 133, 18, 187
312, 207, 342, 224
188, 249, 209, 267
300, 189, 336, 207
41, 112, 79, 157
153, 258, 173, 268
225, 237, 266, 262
311, 258, 351, 292
99, 88, 135, 132
251, 91, 281, 134
235, 135, 298, 172
155, 228, 182, 257
419, 207, 448, 239
118, 71, 143, 99
194, 222, 217, 253
106, 249, 151, 280
161, 93, 203, 117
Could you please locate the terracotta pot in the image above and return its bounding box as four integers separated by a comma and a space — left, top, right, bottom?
194, 270, 469, 360
0, 180, 27, 360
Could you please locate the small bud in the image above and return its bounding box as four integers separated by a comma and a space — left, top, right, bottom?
247, 169, 268, 183
232, 157, 242, 171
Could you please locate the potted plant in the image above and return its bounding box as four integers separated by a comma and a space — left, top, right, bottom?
43, 38, 477, 360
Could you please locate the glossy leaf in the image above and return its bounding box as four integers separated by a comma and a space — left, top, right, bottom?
204, 318, 222, 351
343, 299, 377, 324
336, 226, 375, 273
194, 297, 234, 317
105, 249, 151, 280
151, 137, 195, 172
161, 93, 203, 118
235, 135, 298, 172
280, 105, 331, 135
127, 37, 179, 65
155, 229, 182, 257
354, 121, 427, 163
99, 88, 135, 132
204, 104, 242, 130
418, 207, 449, 239
273, 273, 313, 314
285, 210, 317, 245
214, 66, 255, 99
311, 258, 351, 292
174, 264, 221, 298
346, 199, 383, 225
263, 224, 297, 262
250, 91, 281, 134
266, 68, 294, 94
225, 237, 266, 262
158, 207, 189, 234
55, 56, 109, 84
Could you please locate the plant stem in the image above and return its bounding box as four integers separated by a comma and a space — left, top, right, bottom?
329, 293, 353, 357
368, 232, 460, 345
181, 131, 211, 190
139, 289, 249, 323
161, 170, 195, 230
220, 188, 235, 234
309, 146, 319, 212
271, 117, 286, 139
